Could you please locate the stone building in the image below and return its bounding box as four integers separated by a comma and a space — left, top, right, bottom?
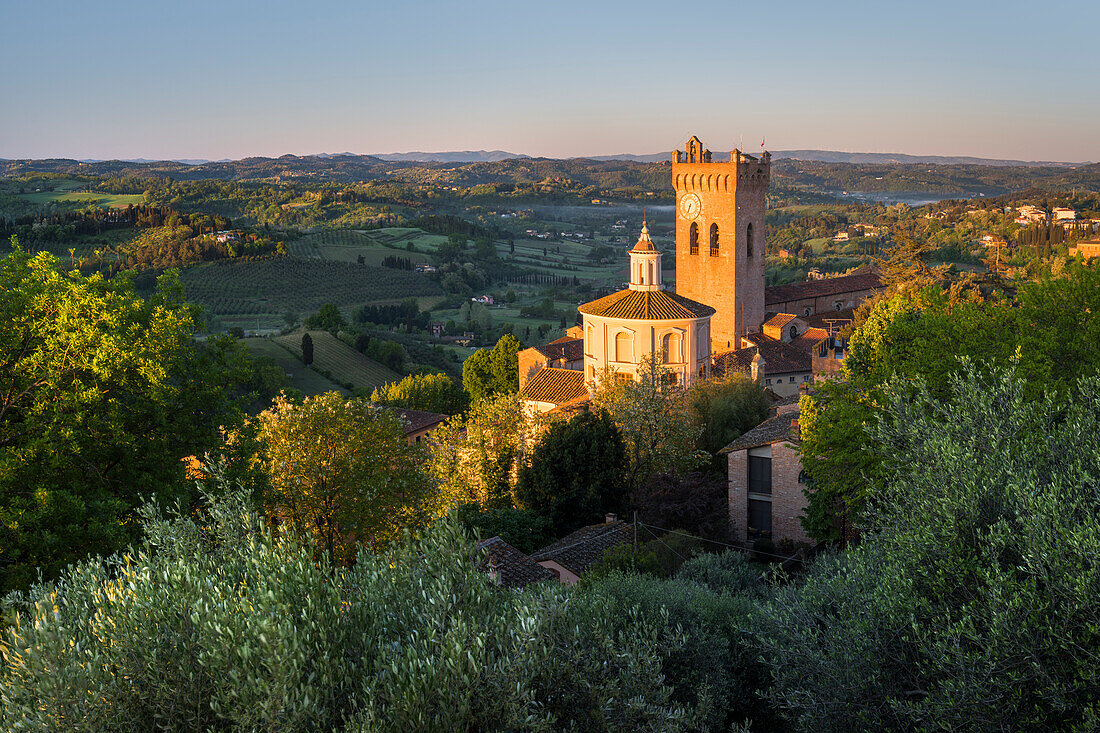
764, 265, 883, 318
720, 398, 813, 547
673, 136, 771, 350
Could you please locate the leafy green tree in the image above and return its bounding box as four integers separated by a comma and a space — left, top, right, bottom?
370, 372, 469, 416
488, 333, 523, 393
516, 409, 628, 533
451, 503, 553, 554
760, 366, 1100, 731
255, 392, 431, 561
461, 347, 495, 404
304, 303, 346, 332
592, 356, 708, 495
300, 332, 313, 365
800, 287, 1017, 540
585, 562, 774, 733
686, 373, 771, 458
462, 334, 523, 404
428, 393, 529, 511
0, 247, 245, 594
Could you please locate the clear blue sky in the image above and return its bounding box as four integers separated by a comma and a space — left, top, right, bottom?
3, 0, 1097, 162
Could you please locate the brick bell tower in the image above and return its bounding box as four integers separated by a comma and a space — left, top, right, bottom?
672, 136, 770, 351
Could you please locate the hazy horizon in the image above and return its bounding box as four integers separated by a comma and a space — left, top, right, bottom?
4, 0, 1098, 162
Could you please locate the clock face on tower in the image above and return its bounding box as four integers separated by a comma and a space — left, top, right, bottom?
678, 192, 701, 220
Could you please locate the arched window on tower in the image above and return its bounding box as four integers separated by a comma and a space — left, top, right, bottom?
746, 223, 754, 257
709, 223, 719, 256
662, 332, 682, 364
689, 223, 699, 255
615, 331, 632, 362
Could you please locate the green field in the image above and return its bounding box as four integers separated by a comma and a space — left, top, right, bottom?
179, 257, 443, 317
242, 337, 348, 397
18, 190, 144, 207
274, 330, 402, 391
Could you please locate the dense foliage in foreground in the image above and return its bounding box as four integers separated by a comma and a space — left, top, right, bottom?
4, 369, 1099, 732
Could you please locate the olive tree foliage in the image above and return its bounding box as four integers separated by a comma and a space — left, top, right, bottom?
592, 356, 708, 494
757, 366, 1100, 731
1, 481, 687, 732
255, 391, 432, 561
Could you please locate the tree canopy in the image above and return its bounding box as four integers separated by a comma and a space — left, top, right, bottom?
255, 391, 431, 561
0, 245, 246, 593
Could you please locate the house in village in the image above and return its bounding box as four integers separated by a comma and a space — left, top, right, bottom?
477, 516, 633, 588
720, 395, 812, 547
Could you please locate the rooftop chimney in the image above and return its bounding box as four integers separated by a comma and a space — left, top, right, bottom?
605, 512, 618, 524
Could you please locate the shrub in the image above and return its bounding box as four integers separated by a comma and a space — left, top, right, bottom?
1, 481, 688, 732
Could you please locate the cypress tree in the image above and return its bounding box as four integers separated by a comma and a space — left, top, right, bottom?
301, 333, 314, 366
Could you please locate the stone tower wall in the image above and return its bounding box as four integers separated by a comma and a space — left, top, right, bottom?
673, 138, 769, 351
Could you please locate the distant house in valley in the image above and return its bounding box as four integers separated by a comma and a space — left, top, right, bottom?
471, 294, 495, 305
1071, 237, 1100, 259
1053, 207, 1076, 221
721, 400, 813, 548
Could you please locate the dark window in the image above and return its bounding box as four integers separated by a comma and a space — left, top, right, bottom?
789, 325, 798, 339
790, 376, 796, 383
689, 222, 699, 255
748, 498, 772, 536
709, 223, 719, 256
746, 222, 754, 257
748, 455, 772, 494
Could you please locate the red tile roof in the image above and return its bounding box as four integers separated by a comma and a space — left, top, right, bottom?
519, 367, 588, 405
765, 268, 883, 306
535, 337, 584, 362
579, 288, 715, 320
712, 337, 811, 377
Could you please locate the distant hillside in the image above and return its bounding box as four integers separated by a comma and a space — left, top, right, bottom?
591, 150, 1085, 167
372, 150, 528, 163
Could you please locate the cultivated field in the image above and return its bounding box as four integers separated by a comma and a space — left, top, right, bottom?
242, 338, 349, 397
273, 330, 401, 391
179, 257, 443, 316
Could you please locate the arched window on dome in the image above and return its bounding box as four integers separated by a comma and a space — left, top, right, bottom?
585, 324, 594, 356
746, 223, 754, 257
689, 223, 699, 255
709, 223, 719, 256
615, 331, 632, 362
662, 332, 682, 364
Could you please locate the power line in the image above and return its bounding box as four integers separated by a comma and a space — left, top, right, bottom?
636, 521, 805, 564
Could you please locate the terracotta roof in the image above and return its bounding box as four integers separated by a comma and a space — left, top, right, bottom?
765, 268, 883, 306
478, 536, 555, 588
392, 407, 450, 434
579, 288, 715, 320
763, 313, 797, 329
713, 337, 811, 377
520, 367, 588, 405
719, 409, 801, 453
790, 327, 830, 354
630, 222, 659, 253
531, 520, 633, 575
535, 337, 584, 362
